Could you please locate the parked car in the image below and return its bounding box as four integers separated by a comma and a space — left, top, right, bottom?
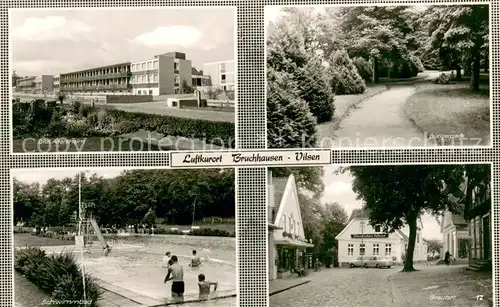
364, 256, 393, 268
349, 256, 366, 268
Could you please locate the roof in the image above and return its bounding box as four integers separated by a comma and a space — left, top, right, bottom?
272, 177, 288, 208
451, 214, 468, 226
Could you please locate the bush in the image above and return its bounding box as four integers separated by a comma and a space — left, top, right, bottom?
328, 50, 366, 95
353, 57, 373, 82
434, 73, 451, 84
15, 248, 102, 306
294, 57, 335, 123
410, 55, 425, 73
114, 120, 137, 135
267, 67, 317, 148
190, 228, 235, 237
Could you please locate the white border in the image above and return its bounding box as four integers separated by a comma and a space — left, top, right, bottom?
266, 161, 494, 302
9, 6, 238, 155
263, 1, 493, 150
10, 166, 239, 306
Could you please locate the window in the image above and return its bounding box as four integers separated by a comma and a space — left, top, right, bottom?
221, 74, 226, 80
348, 244, 354, 256
375, 225, 381, 232
373, 244, 379, 255
385, 244, 392, 256
149, 90, 153, 95
281, 216, 286, 232
153, 60, 158, 68
417, 233, 420, 243
360, 244, 365, 256
220, 63, 226, 72
141, 63, 146, 70
174, 76, 180, 84
138, 90, 141, 95
153, 74, 158, 82
131, 64, 135, 71
147, 62, 152, 69
174, 63, 179, 70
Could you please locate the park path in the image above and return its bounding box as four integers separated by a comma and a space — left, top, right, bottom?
325, 85, 435, 149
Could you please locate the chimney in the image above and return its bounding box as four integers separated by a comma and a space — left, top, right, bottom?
268, 170, 275, 223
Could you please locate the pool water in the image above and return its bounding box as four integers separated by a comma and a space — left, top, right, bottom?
80, 242, 236, 301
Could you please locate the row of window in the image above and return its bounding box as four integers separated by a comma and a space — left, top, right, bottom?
131, 60, 158, 72
347, 243, 392, 256
131, 74, 158, 84
280, 214, 301, 237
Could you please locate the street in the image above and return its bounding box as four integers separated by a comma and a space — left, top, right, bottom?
270, 265, 492, 307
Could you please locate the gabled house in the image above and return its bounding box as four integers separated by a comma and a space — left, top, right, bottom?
336, 209, 428, 267
268, 171, 313, 280
440, 210, 469, 259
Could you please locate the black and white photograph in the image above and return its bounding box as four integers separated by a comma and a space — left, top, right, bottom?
266, 4, 491, 149
10, 7, 236, 153
13, 168, 236, 307
267, 164, 492, 307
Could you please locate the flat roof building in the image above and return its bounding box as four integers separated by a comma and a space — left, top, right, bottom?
60, 62, 131, 94
16, 75, 54, 94
202, 60, 235, 91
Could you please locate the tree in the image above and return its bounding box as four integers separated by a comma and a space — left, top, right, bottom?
426, 239, 443, 256
328, 50, 366, 95
57, 92, 66, 104
271, 167, 324, 198
268, 17, 335, 124
266, 68, 317, 148
143, 208, 157, 227
346, 165, 468, 272
181, 80, 194, 94
425, 5, 489, 90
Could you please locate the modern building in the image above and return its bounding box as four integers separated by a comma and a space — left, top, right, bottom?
202, 60, 235, 91
268, 172, 314, 280
16, 75, 53, 93
53, 75, 60, 92
59, 62, 131, 94
441, 210, 469, 259
336, 212, 428, 267
464, 178, 491, 269
130, 52, 192, 95
16, 76, 36, 93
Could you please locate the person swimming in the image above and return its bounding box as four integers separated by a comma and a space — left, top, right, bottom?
164, 255, 184, 303
197, 273, 218, 301
190, 250, 201, 268
162, 252, 171, 268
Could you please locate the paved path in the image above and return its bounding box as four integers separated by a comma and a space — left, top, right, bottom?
326, 85, 435, 148
270, 265, 492, 307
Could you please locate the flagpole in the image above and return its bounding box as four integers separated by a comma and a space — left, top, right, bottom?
79, 172, 87, 303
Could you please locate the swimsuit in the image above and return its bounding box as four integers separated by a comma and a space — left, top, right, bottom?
171, 281, 185, 294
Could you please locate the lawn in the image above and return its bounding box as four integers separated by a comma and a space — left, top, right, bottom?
317, 84, 388, 141
14, 233, 75, 248
403, 76, 490, 146
12, 136, 168, 153
15, 271, 52, 307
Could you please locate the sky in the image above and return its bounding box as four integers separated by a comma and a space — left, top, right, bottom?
10, 7, 236, 76
12, 168, 126, 185
320, 166, 442, 240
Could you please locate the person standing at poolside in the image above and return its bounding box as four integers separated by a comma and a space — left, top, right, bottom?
190, 250, 202, 268
197, 273, 218, 301
164, 255, 184, 303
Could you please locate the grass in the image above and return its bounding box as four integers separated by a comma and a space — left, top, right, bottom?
316, 84, 389, 141
14, 233, 75, 248
403, 75, 490, 146
15, 271, 52, 307
155, 223, 235, 233
12, 137, 168, 153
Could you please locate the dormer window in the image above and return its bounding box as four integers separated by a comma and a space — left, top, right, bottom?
375, 225, 381, 232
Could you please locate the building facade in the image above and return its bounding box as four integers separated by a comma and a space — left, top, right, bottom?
336, 217, 428, 267
202, 60, 235, 91
441, 210, 469, 258
268, 172, 313, 280
16, 76, 36, 93
131, 52, 193, 95
53, 75, 60, 92
59, 62, 131, 94
464, 180, 491, 268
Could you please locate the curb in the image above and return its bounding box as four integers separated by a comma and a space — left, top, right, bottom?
331, 85, 389, 133
269, 280, 311, 297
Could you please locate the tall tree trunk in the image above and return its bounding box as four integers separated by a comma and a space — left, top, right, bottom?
484, 53, 488, 73
471, 45, 481, 91
371, 58, 379, 84
455, 66, 462, 80
403, 215, 418, 272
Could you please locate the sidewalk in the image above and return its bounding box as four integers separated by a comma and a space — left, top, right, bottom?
269, 274, 312, 296
388, 264, 492, 307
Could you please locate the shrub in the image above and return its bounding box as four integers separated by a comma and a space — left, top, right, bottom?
294, 57, 335, 124
434, 73, 451, 84
15, 248, 101, 306
70, 101, 82, 114
410, 55, 425, 73
114, 120, 137, 135
267, 67, 317, 148
328, 50, 366, 95
353, 57, 373, 82
190, 228, 234, 237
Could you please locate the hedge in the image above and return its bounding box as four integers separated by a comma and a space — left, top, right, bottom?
15, 247, 102, 307
12, 100, 235, 148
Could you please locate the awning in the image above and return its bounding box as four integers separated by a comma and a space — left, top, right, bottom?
268, 223, 282, 230
275, 239, 314, 248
